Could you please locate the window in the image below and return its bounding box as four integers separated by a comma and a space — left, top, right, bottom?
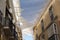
47, 23, 59, 40
42, 34, 45, 39
49, 6, 54, 20
36, 35, 39, 40
48, 34, 59, 40
48, 35, 55, 40
40, 34, 45, 40
0, 10, 3, 23
41, 20, 44, 32
53, 23, 58, 34
6, 7, 13, 20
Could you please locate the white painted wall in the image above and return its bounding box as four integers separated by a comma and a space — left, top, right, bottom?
0, 0, 6, 17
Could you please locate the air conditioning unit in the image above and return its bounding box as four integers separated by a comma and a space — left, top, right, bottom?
47, 23, 58, 38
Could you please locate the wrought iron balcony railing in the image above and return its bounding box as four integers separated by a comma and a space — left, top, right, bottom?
47, 23, 58, 38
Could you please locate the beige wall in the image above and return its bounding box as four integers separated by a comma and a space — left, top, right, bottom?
42, 11, 51, 29
53, 0, 60, 36
53, 0, 60, 19
33, 26, 37, 40
33, 0, 60, 40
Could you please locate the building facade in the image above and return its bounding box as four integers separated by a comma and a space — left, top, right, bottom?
0, 0, 22, 40
16, 26, 23, 40
33, 0, 60, 40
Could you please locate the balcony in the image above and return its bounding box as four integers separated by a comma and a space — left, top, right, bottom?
48, 34, 60, 40
47, 23, 60, 40
9, 37, 15, 40
14, 30, 18, 40
2, 6, 17, 40
47, 23, 58, 38
0, 10, 4, 28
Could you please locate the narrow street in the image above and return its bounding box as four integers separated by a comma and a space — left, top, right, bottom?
0, 0, 60, 40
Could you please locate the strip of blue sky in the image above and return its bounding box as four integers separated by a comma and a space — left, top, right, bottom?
23, 34, 33, 40
20, 0, 50, 22
20, 0, 50, 40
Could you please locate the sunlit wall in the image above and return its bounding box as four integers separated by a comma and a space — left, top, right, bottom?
13, 0, 21, 21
